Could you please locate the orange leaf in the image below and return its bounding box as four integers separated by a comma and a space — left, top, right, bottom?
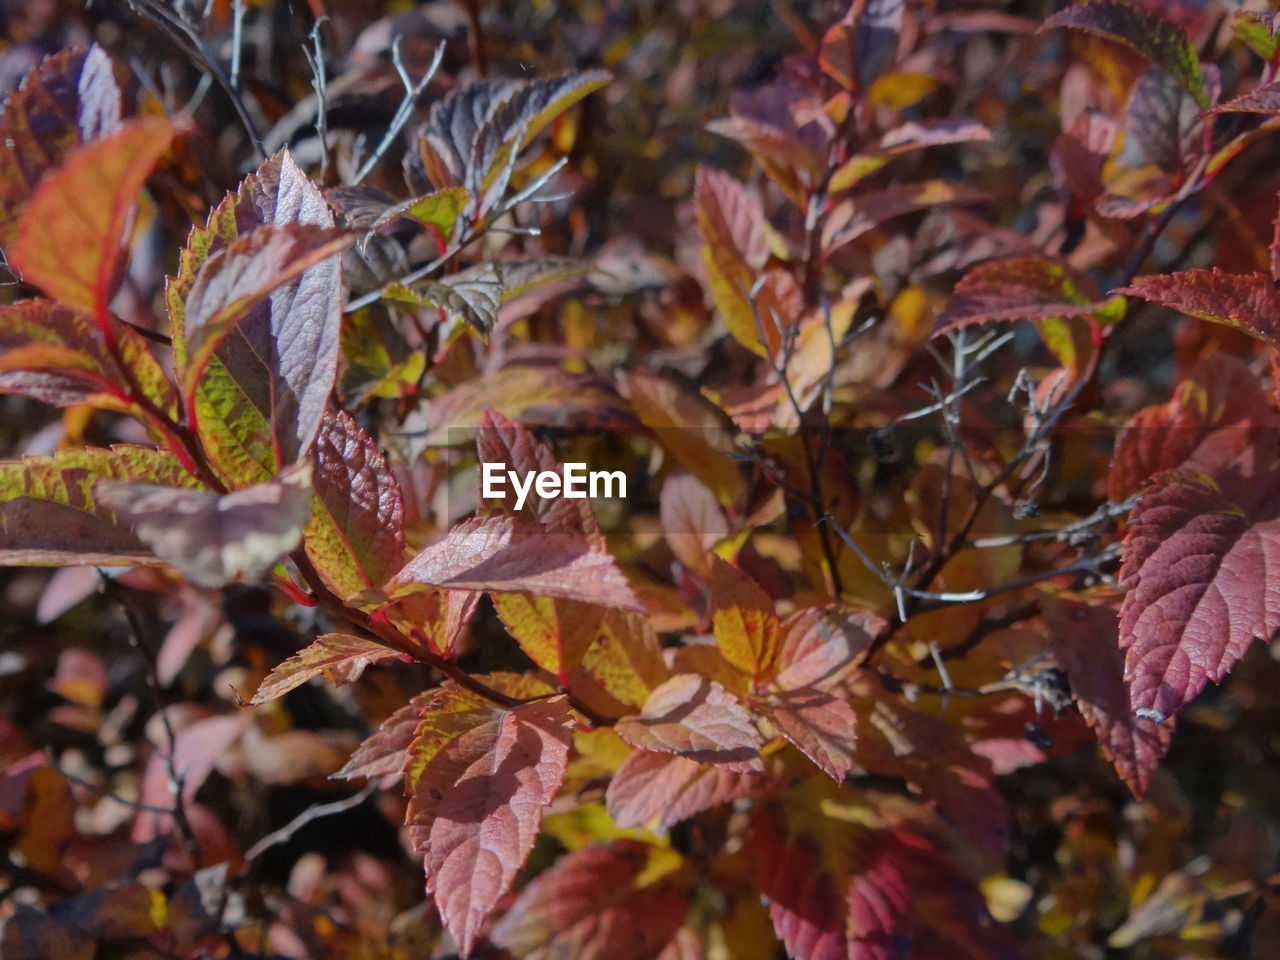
9, 118, 179, 337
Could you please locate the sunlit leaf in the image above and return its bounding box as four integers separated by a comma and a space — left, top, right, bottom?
1119, 269, 1280, 348
250, 633, 399, 704
406, 696, 573, 956
303, 409, 408, 599
615, 674, 763, 772
9, 119, 178, 330
709, 556, 780, 684
95, 461, 313, 589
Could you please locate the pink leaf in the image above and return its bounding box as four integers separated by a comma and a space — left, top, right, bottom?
250, 633, 399, 705
606, 749, 770, 830
388, 514, 640, 610
406, 697, 573, 956
614, 674, 763, 772
758, 687, 858, 782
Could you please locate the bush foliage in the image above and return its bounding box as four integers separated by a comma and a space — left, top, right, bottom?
2, 0, 1280, 957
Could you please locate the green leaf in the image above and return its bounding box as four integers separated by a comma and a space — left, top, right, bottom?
303, 409, 409, 600
368, 185, 468, 239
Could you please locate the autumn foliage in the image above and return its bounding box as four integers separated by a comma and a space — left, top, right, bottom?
4, 0, 1280, 957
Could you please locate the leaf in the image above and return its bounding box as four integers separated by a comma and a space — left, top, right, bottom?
709, 556, 780, 684
181, 224, 353, 472
421, 365, 638, 446
1234, 12, 1280, 62
333, 690, 439, 781
933, 257, 1103, 336
823, 180, 989, 253
1126, 66, 1205, 174
1044, 591, 1172, 796
250, 633, 399, 705
0, 46, 121, 246
95, 461, 313, 589
387, 514, 641, 610
614, 674, 763, 772
303, 409, 408, 600
1108, 353, 1276, 501
0, 301, 129, 407
773, 605, 882, 692
415, 71, 610, 212
1118, 269, 1280, 348
752, 786, 1022, 960
368, 185, 469, 238
705, 115, 818, 208
660, 472, 730, 574
1042, 1, 1209, 111
491, 841, 689, 960
9, 118, 177, 330
1118, 471, 1280, 723
402, 687, 502, 791
617, 367, 745, 505
695, 167, 774, 357
829, 119, 991, 193
385, 262, 503, 336
0, 446, 196, 567
175, 151, 347, 483
576, 610, 670, 710
494, 594, 603, 686
758, 688, 857, 782
406, 696, 574, 956
819, 0, 905, 93
606, 749, 770, 830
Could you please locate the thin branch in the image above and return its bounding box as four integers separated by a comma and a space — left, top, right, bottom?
350, 38, 444, 186
245, 783, 377, 861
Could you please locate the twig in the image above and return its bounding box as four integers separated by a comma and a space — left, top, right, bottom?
244, 782, 377, 861
350, 38, 445, 186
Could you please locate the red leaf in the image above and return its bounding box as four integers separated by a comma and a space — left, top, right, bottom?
1108, 353, 1276, 501
9, 119, 178, 332
606, 749, 770, 830
406, 697, 573, 956
491, 840, 689, 960
773, 605, 882, 692
1044, 591, 1172, 796
95, 462, 313, 589
758, 687, 858, 782
933, 257, 1102, 336
0, 46, 121, 245
1119, 471, 1280, 722
752, 791, 1022, 960
250, 633, 399, 705
0, 301, 128, 406
388, 514, 640, 609
614, 674, 763, 772
1041, 1, 1210, 111
304, 409, 408, 599
1118, 269, 1280, 348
